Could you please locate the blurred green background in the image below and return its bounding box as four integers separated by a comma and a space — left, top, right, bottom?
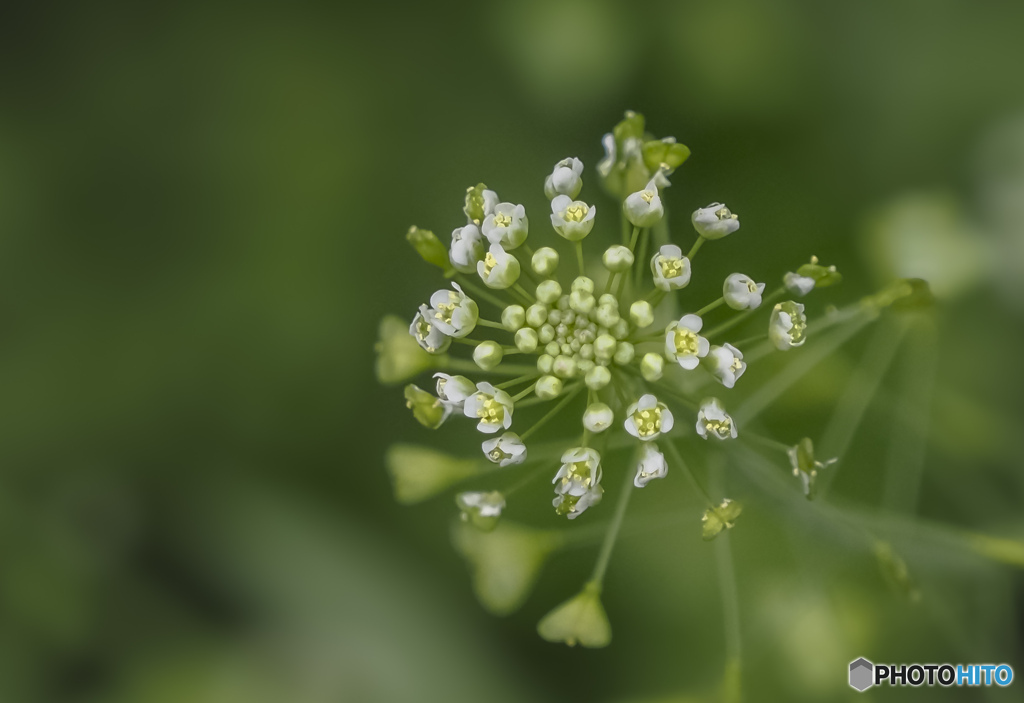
1, 1, 1023, 701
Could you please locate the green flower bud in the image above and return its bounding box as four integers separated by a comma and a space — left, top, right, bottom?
613, 341, 634, 365
702, 498, 742, 541
585, 364, 611, 390
537, 582, 611, 648
602, 245, 634, 272
640, 352, 664, 381
577, 359, 595, 374
538, 324, 556, 344
611, 319, 630, 340
593, 334, 617, 361
535, 375, 563, 399
536, 279, 562, 304
594, 302, 620, 328
526, 303, 548, 328
375, 315, 437, 385
544, 341, 560, 357
532, 246, 559, 276
579, 343, 594, 361
537, 354, 554, 375
404, 384, 447, 429
501, 304, 526, 331
629, 300, 654, 329
515, 327, 539, 353
386, 444, 481, 505
552, 355, 578, 379
406, 225, 452, 274
474, 341, 504, 370
453, 521, 560, 616
571, 276, 595, 294
569, 290, 595, 315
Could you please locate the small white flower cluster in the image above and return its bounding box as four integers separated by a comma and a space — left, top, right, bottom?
380, 111, 849, 647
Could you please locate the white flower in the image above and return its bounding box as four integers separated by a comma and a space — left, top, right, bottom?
427, 283, 478, 338
410, 307, 451, 354
482, 202, 529, 250
650, 245, 692, 291
664, 314, 709, 370
769, 301, 807, 350
544, 157, 584, 200
696, 398, 737, 440
456, 490, 505, 532
784, 271, 816, 296
624, 394, 674, 441
583, 403, 614, 433
433, 373, 476, 409
634, 444, 668, 487
706, 343, 746, 389
449, 224, 486, 274
597, 133, 617, 178
482, 432, 527, 467
477, 243, 521, 290
463, 382, 514, 434
692, 202, 740, 240
623, 176, 664, 228
552, 447, 603, 519
550, 195, 596, 241
723, 273, 765, 310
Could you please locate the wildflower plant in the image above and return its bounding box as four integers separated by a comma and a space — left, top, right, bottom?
376, 111, 941, 654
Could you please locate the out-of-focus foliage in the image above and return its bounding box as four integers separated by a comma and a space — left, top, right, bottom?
0, 0, 1022, 701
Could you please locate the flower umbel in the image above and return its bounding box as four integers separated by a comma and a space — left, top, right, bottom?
375, 110, 898, 649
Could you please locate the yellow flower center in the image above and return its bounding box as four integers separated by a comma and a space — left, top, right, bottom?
789, 315, 807, 343
554, 493, 580, 516
632, 407, 662, 437
729, 357, 743, 373
640, 190, 654, 204
482, 252, 498, 276
493, 212, 512, 228
715, 206, 737, 220
746, 280, 758, 293
673, 328, 699, 356
414, 319, 441, 352
659, 257, 683, 279
704, 417, 732, 436
434, 301, 456, 325
564, 204, 589, 222
476, 395, 505, 425
489, 447, 509, 462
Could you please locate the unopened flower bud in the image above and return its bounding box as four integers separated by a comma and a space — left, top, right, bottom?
532, 246, 559, 276
630, 300, 654, 328
502, 304, 526, 331
583, 403, 614, 433
552, 355, 578, 379
613, 342, 634, 365
474, 341, 504, 370
526, 303, 548, 328
602, 245, 634, 272
640, 352, 664, 381
515, 327, 539, 353
535, 375, 563, 399
536, 279, 562, 304
537, 354, 554, 375
585, 364, 611, 390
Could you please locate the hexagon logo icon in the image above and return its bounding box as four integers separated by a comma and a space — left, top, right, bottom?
849, 658, 874, 691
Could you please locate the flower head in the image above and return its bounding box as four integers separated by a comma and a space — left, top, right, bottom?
463, 382, 514, 434
410, 306, 452, 354
650, 244, 692, 291
696, 397, 737, 440
553, 447, 603, 519
634, 444, 668, 487
482, 202, 529, 250
544, 157, 584, 200
482, 431, 527, 467
624, 394, 674, 441
550, 195, 596, 241
665, 314, 709, 370
449, 223, 485, 274
624, 176, 664, 228
477, 243, 521, 289
723, 273, 765, 310
769, 300, 808, 350
692, 202, 740, 240
706, 343, 746, 389
456, 490, 506, 532
427, 283, 479, 338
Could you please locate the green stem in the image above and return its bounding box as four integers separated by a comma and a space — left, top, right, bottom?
633, 227, 650, 284
627, 226, 641, 252
662, 439, 716, 509
476, 318, 506, 330
512, 282, 536, 304
696, 296, 725, 317
575, 241, 586, 277
511, 382, 538, 402
588, 450, 638, 586
494, 374, 539, 390
643, 288, 667, 307
451, 337, 484, 346
444, 358, 538, 376
687, 236, 706, 261
731, 333, 767, 348
520, 385, 584, 440
455, 275, 508, 309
